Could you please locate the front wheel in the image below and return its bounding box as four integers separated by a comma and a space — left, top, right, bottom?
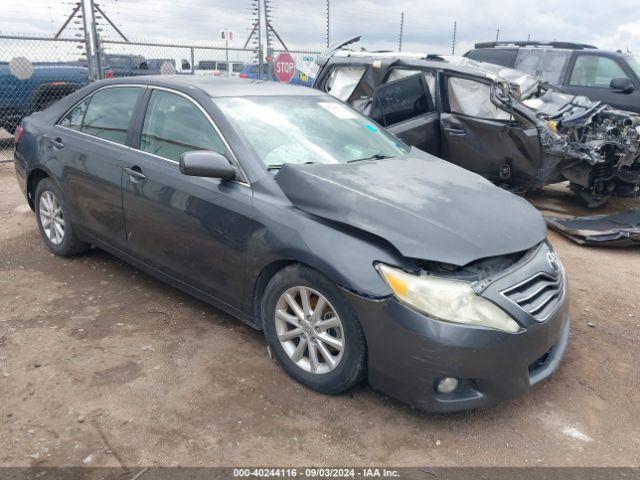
262, 265, 367, 394
35, 178, 89, 256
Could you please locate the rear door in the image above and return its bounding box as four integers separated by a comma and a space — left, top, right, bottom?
440, 74, 541, 185
53, 85, 144, 247
370, 71, 440, 155
121, 88, 251, 306
563, 53, 640, 111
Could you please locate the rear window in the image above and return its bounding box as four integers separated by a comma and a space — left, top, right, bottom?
232, 63, 244, 73
217, 62, 228, 72
465, 48, 518, 67
198, 61, 216, 70
81, 87, 142, 145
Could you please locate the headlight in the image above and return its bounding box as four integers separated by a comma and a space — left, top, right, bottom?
376, 264, 521, 333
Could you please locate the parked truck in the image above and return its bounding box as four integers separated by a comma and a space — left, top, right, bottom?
0, 61, 89, 134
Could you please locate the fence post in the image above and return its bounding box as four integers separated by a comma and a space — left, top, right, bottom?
81, 0, 95, 80
190, 47, 195, 74
88, 0, 103, 79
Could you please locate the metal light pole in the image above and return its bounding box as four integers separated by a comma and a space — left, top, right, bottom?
398, 12, 404, 52
326, 0, 330, 48
88, 0, 102, 79
451, 20, 457, 55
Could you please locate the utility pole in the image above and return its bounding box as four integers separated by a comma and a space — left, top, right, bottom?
451, 20, 457, 55
398, 12, 404, 52
326, 0, 330, 48
81, 0, 95, 79
496, 28, 500, 42
88, 0, 103, 79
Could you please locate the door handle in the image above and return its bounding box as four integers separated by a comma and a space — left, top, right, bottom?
443, 125, 466, 135
124, 166, 146, 181
47, 136, 64, 149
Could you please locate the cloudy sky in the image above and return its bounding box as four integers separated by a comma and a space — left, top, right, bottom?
2, 0, 639, 56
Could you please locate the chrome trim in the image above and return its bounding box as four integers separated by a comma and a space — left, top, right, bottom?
54, 83, 250, 187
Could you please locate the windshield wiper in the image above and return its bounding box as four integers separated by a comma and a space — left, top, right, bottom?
347, 153, 392, 163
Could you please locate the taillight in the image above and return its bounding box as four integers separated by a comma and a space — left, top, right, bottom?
15, 125, 24, 145
105, 69, 114, 78
239, 73, 248, 78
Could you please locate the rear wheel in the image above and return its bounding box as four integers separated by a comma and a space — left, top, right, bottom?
262, 264, 367, 394
35, 178, 89, 256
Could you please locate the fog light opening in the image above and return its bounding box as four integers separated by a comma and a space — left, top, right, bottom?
436, 377, 459, 394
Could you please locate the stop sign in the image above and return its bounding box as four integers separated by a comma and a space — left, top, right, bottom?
274, 52, 296, 83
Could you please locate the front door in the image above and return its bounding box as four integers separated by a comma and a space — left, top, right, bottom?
121, 88, 252, 307
563, 53, 640, 112
53, 85, 144, 247
440, 75, 541, 186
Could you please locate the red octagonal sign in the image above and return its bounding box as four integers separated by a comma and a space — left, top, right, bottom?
274, 52, 296, 83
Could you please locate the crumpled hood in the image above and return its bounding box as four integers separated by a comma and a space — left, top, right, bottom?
275, 149, 547, 266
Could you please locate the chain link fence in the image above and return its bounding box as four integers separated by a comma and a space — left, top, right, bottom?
0, 33, 89, 161
0, 33, 320, 162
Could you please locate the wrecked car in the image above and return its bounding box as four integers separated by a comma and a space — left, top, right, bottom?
15, 76, 569, 412
313, 46, 640, 207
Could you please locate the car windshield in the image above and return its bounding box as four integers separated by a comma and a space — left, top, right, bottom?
625, 55, 640, 80
214, 95, 410, 168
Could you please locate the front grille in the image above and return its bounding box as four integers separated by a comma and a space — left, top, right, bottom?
501, 271, 563, 322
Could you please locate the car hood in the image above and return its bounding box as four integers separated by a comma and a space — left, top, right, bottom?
275, 149, 547, 266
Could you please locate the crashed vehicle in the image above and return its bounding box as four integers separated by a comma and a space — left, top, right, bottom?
15, 76, 569, 412
313, 43, 640, 207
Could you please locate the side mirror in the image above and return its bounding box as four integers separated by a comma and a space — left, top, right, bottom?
610, 77, 634, 94
180, 151, 236, 180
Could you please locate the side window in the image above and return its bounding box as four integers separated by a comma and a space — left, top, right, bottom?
324, 66, 366, 101
539, 50, 571, 84
140, 90, 225, 162
514, 49, 545, 76
570, 55, 628, 87
386, 69, 437, 100
466, 48, 518, 68
447, 77, 510, 120
59, 97, 90, 131
372, 74, 430, 126
81, 87, 142, 144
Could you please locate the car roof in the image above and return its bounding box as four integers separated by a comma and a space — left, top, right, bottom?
98, 75, 322, 97
325, 52, 504, 78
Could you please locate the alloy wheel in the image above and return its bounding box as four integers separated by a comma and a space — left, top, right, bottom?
274, 286, 345, 374
39, 190, 65, 245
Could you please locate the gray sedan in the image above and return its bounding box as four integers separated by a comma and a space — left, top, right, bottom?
13, 76, 570, 412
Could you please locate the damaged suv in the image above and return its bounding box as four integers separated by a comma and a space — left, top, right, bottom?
313, 47, 640, 206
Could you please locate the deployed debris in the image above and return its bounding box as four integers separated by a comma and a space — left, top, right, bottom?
545, 210, 640, 246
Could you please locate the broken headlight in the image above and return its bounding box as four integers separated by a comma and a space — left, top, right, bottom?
376, 264, 521, 333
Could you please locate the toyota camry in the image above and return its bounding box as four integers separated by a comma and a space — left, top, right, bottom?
14, 76, 570, 412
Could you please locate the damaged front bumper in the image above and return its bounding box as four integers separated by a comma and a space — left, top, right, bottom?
342, 243, 571, 412
534, 95, 640, 205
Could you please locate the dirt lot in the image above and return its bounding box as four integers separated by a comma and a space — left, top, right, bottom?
0, 160, 639, 468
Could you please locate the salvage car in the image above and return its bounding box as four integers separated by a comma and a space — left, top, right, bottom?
14, 76, 569, 412
313, 46, 640, 207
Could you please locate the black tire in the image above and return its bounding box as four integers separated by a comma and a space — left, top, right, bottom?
34, 178, 89, 256
262, 264, 367, 395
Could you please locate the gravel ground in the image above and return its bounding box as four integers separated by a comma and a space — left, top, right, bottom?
0, 160, 639, 467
